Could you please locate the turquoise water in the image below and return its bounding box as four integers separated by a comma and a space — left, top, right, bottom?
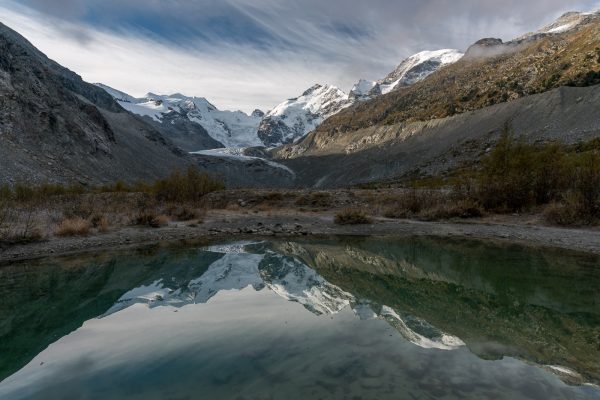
0, 237, 599, 399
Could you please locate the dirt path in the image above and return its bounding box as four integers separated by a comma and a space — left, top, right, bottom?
1, 210, 599, 263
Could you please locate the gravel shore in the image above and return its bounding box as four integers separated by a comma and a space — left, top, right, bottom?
1, 210, 599, 263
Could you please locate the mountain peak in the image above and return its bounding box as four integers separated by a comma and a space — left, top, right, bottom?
251, 109, 265, 118
257, 84, 352, 147
514, 9, 600, 40
350, 48, 463, 100
302, 84, 325, 96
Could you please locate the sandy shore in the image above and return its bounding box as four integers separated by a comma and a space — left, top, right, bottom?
1, 210, 599, 263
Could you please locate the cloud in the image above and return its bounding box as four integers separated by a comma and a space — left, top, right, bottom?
2, 0, 599, 112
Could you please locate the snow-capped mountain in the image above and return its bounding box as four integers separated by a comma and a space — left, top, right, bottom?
349, 49, 464, 100
97, 50, 463, 150
96, 84, 263, 148
257, 84, 353, 147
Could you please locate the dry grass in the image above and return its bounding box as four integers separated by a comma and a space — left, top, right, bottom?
380, 190, 483, 221
542, 194, 598, 226
166, 205, 206, 222
56, 218, 90, 237
91, 215, 111, 233
132, 210, 170, 228
151, 215, 170, 228
334, 208, 372, 225
418, 199, 484, 221
295, 192, 333, 208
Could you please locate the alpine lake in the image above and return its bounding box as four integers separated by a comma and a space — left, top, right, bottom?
1, 236, 599, 399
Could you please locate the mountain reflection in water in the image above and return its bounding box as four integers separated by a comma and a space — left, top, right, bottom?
0, 237, 599, 400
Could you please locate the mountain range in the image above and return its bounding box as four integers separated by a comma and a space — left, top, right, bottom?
276, 10, 600, 186
0, 10, 598, 187
95, 47, 463, 149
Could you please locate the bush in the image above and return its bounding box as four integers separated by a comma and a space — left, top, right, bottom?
56, 218, 90, 236
542, 193, 594, 226
295, 192, 333, 207
382, 189, 442, 218
334, 209, 372, 225
150, 215, 170, 228
572, 151, 600, 217
261, 192, 285, 203
154, 167, 224, 202
477, 133, 535, 211
91, 214, 110, 232
132, 210, 170, 228
419, 199, 483, 221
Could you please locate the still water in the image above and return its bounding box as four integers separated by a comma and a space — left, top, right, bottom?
0, 237, 599, 399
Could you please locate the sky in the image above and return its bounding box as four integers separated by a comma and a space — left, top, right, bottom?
0, 0, 599, 112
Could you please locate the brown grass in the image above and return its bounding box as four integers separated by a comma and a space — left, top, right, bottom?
334, 208, 372, 225
150, 215, 170, 228
56, 218, 90, 236
295, 192, 333, 208
132, 210, 170, 228
418, 199, 484, 221
166, 205, 206, 222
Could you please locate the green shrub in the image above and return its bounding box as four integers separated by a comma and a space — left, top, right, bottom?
477, 133, 535, 211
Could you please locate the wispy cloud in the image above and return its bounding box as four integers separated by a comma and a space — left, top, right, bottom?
1, 0, 599, 112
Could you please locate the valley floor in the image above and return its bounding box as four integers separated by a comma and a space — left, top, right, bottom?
1, 208, 599, 263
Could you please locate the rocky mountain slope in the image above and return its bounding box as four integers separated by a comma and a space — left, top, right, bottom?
0, 22, 194, 186
95, 85, 263, 149
0, 21, 296, 188
274, 11, 600, 186
259, 50, 463, 146
298, 11, 600, 148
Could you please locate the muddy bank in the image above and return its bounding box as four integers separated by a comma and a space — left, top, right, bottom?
1, 210, 599, 263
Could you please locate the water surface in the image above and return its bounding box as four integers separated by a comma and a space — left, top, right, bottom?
1, 237, 599, 399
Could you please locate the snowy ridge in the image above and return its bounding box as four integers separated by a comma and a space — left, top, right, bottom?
380, 306, 465, 351
95, 85, 263, 148
350, 49, 464, 100
257, 84, 353, 147
94, 83, 137, 103
535, 10, 599, 35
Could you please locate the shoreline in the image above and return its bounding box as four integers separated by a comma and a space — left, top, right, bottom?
1, 210, 599, 263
